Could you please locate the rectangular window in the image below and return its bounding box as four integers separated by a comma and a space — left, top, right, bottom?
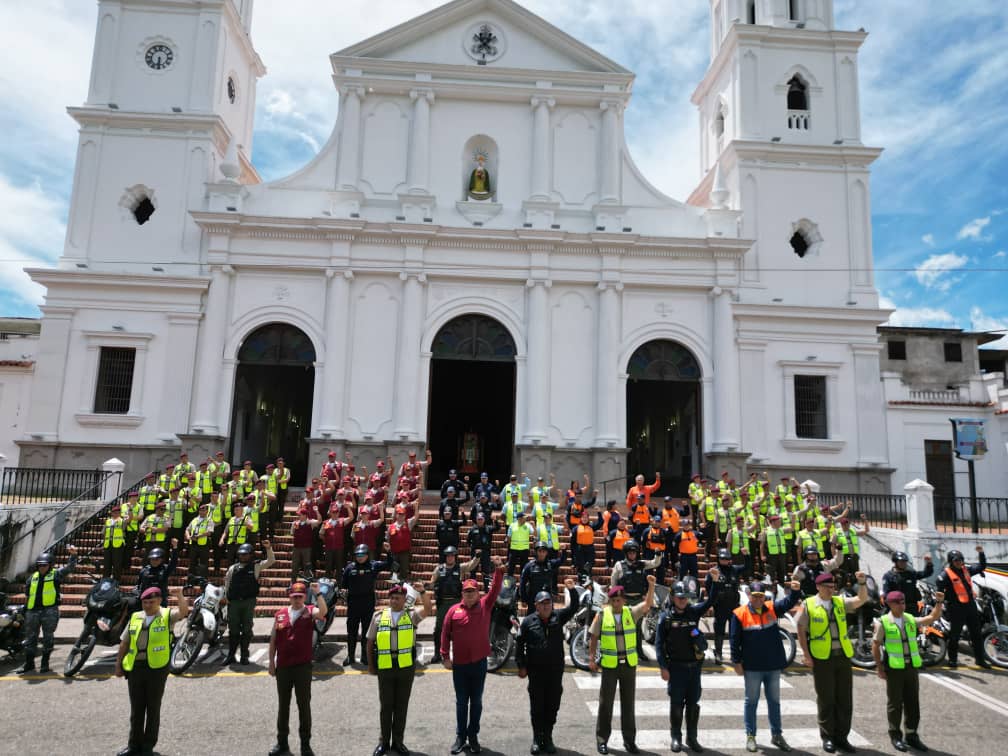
943, 342, 962, 362
794, 375, 827, 439
93, 347, 135, 414
887, 340, 906, 360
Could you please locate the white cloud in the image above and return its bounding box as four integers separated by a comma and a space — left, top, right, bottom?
886, 307, 957, 328
970, 306, 1008, 349
0, 175, 64, 309
957, 216, 992, 240
995, 250, 1007, 258
912, 251, 969, 291
921, 233, 935, 247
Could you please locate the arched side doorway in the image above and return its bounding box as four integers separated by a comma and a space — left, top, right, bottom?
626, 340, 702, 494
228, 323, 316, 485
426, 314, 516, 488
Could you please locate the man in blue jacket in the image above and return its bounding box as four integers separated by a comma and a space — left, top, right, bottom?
730, 579, 803, 753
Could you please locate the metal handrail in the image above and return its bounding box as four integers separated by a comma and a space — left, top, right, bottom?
0, 466, 107, 505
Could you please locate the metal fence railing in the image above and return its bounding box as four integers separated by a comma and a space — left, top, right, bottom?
816, 492, 908, 529
600, 476, 628, 507
934, 497, 1008, 535
0, 466, 109, 505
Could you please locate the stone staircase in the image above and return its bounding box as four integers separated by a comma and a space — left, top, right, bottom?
26, 492, 713, 618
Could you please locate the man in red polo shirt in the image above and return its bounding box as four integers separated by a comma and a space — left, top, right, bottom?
268, 581, 327, 756
441, 554, 505, 754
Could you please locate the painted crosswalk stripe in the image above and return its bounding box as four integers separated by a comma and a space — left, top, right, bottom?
81, 649, 118, 669
586, 699, 818, 717
573, 675, 793, 690
634, 728, 869, 750
923, 673, 1008, 719
249, 648, 266, 664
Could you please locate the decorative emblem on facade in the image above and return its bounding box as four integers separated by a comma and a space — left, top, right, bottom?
272, 285, 291, 302
463, 22, 506, 65
655, 303, 675, 318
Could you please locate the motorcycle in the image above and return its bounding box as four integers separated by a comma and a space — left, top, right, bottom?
640, 583, 672, 644
169, 575, 227, 674
913, 580, 949, 667
487, 574, 520, 672
843, 574, 882, 669
64, 567, 139, 677
929, 582, 1008, 668
566, 574, 606, 671
760, 580, 798, 667
0, 578, 26, 660
296, 571, 344, 658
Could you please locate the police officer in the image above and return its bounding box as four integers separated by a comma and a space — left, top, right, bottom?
115, 585, 188, 756
430, 546, 480, 664
707, 548, 746, 664
520, 542, 567, 606
367, 582, 433, 756
102, 503, 128, 581
342, 543, 393, 666
516, 578, 579, 755
185, 502, 214, 579
135, 539, 179, 607
221, 539, 276, 665
935, 546, 990, 669
610, 540, 662, 604
467, 512, 498, 590
872, 590, 944, 752
17, 544, 77, 674
792, 545, 843, 597
656, 572, 721, 753
881, 551, 934, 615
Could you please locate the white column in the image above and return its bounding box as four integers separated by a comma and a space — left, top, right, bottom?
101, 457, 125, 502
25, 307, 74, 439
529, 96, 555, 200
408, 88, 434, 193
337, 86, 364, 190
904, 479, 938, 534
191, 266, 232, 433
393, 272, 426, 438
595, 282, 622, 444
711, 287, 741, 450
319, 269, 353, 436
599, 99, 623, 204
525, 279, 551, 441
159, 313, 201, 438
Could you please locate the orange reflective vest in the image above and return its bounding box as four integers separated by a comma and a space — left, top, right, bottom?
612, 529, 630, 551
632, 503, 651, 525
661, 507, 680, 532
944, 566, 973, 604
645, 527, 666, 552
679, 530, 698, 555
575, 524, 595, 546
733, 602, 779, 631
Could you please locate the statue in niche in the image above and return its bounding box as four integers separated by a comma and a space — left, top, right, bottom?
467, 153, 492, 201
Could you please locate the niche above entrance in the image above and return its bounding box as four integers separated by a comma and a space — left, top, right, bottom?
457, 135, 502, 225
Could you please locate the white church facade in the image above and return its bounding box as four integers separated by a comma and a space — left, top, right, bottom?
10, 0, 897, 492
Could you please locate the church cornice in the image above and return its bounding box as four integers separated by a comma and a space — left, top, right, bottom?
68, 107, 233, 143
26, 268, 210, 295
728, 140, 883, 168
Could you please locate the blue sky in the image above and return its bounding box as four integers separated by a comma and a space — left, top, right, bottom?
2, 0, 1007, 346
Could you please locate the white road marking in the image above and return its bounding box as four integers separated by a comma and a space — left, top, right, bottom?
249, 648, 266, 664
81, 649, 118, 669
922, 672, 1008, 718
635, 728, 869, 750
573, 674, 793, 690
586, 699, 818, 717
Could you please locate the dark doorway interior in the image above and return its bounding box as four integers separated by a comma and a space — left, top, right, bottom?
625, 340, 702, 494
924, 439, 955, 523
228, 323, 316, 485
427, 360, 515, 490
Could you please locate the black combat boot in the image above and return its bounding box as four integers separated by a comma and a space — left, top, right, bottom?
39, 651, 51, 674
15, 655, 35, 675
670, 705, 684, 752
686, 705, 704, 753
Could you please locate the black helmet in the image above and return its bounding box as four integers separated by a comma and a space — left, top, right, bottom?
35, 553, 52, 566
717, 548, 731, 561
947, 550, 965, 564
354, 544, 370, 557
623, 540, 639, 555
671, 581, 689, 598
804, 546, 819, 558
148, 548, 165, 560
236, 543, 254, 556
891, 551, 910, 563
442, 545, 458, 556
535, 540, 549, 551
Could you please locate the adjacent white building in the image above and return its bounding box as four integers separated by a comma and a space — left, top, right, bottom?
11, 0, 901, 491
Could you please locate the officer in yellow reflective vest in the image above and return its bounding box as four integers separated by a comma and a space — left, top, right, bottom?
796, 571, 868, 754
138, 473, 163, 513
210, 451, 230, 492
588, 576, 656, 755
832, 515, 870, 586
124, 491, 144, 558
207, 490, 230, 575
872, 590, 943, 752
220, 502, 253, 566
102, 502, 128, 581
185, 502, 214, 579
16, 545, 77, 675
115, 585, 188, 756
367, 582, 433, 756
194, 461, 214, 504
140, 501, 170, 550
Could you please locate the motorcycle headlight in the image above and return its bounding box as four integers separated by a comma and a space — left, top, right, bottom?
0, 614, 11, 628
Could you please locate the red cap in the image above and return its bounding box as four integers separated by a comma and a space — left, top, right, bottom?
408, 451, 417, 457
461, 579, 480, 591
216, 451, 225, 456
289, 582, 307, 597
141, 587, 162, 600
376, 460, 385, 468
166, 464, 175, 470
328, 451, 337, 458
145, 472, 155, 479
607, 585, 626, 598
266, 464, 275, 470
815, 573, 836, 585
394, 504, 406, 514
232, 470, 241, 477
244, 460, 252, 465
388, 584, 407, 596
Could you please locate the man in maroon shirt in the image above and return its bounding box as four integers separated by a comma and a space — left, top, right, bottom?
269, 581, 327, 756
441, 554, 505, 754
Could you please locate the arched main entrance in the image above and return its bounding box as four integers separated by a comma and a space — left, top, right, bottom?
426, 314, 517, 488
626, 340, 702, 494
228, 323, 316, 484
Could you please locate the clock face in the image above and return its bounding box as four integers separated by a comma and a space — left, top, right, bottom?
227, 77, 237, 104
145, 44, 174, 71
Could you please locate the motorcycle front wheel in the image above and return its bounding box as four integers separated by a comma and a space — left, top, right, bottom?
848, 624, 876, 669
63, 632, 97, 677
779, 628, 797, 667
169, 627, 205, 675
983, 629, 1008, 668
640, 612, 658, 644
487, 624, 514, 672
919, 630, 947, 667
569, 626, 600, 671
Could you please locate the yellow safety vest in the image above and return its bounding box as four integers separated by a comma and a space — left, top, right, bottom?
143, 515, 168, 542
195, 471, 213, 495
835, 530, 859, 556
538, 524, 560, 550
27, 571, 58, 608
167, 499, 185, 529
139, 485, 160, 512
226, 517, 248, 544
599, 605, 638, 668
729, 527, 745, 555
881, 614, 921, 669
703, 496, 717, 522
508, 522, 532, 551
103, 518, 125, 548
764, 527, 785, 556
187, 517, 212, 546
804, 596, 853, 660
210, 461, 230, 487
375, 607, 415, 669
122, 608, 171, 671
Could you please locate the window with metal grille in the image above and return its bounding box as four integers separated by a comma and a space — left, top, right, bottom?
887, 340, 906, 360
943, 342, 962, 363
94, 347, 135, 414
794, 375, 827, 439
